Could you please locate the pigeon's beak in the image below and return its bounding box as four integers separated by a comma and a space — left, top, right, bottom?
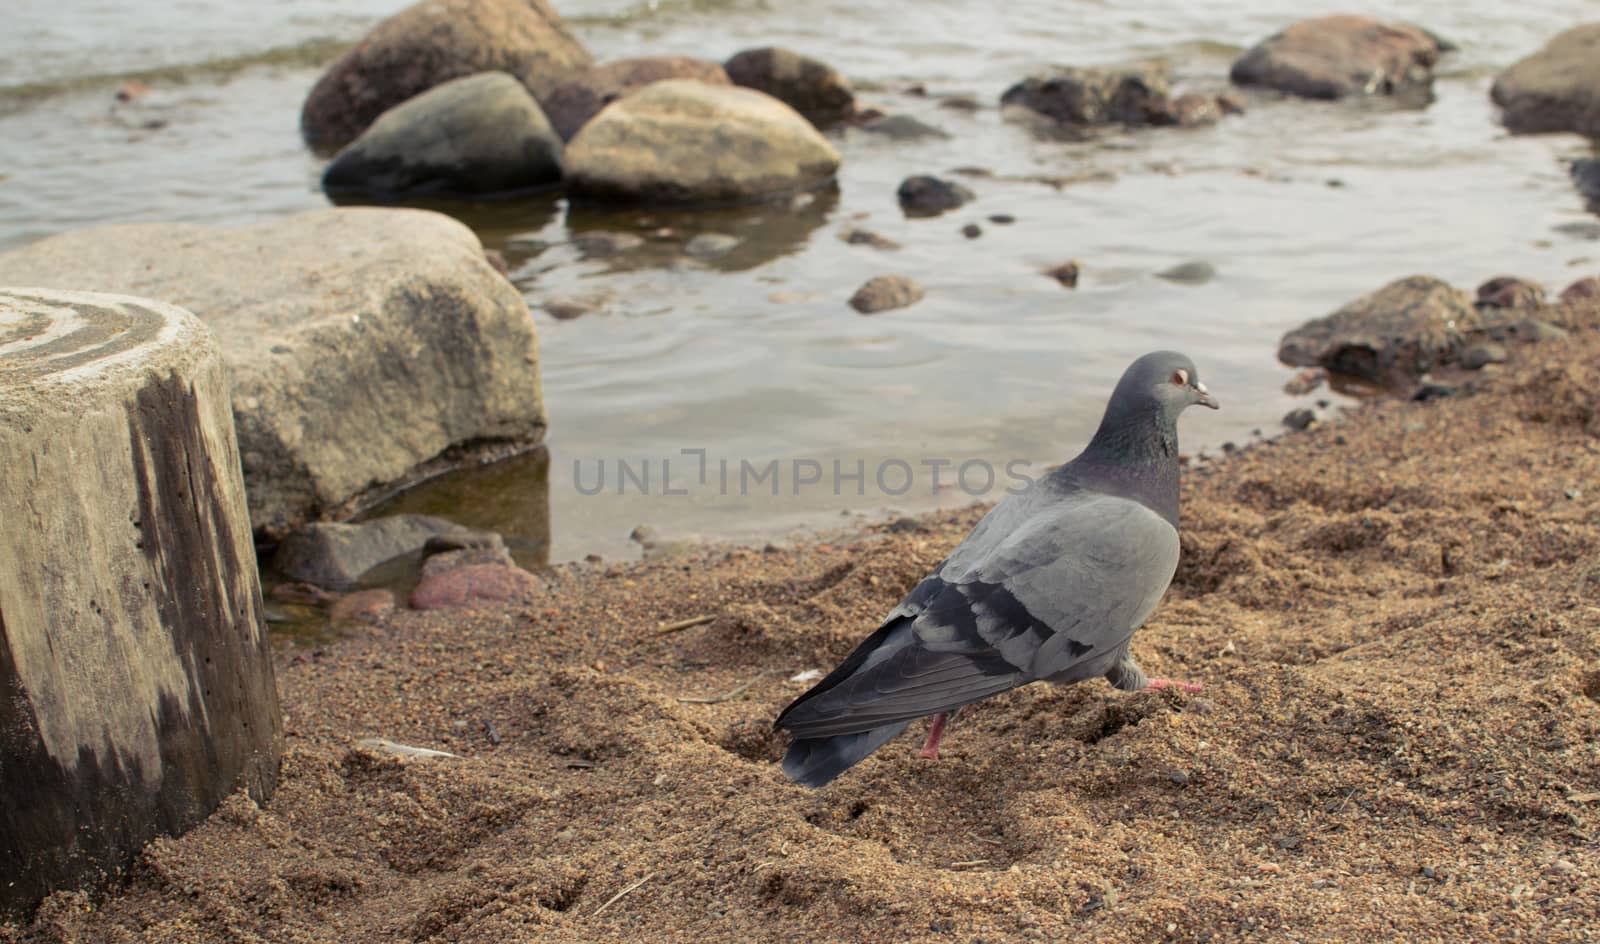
1194, 381, 1219, 410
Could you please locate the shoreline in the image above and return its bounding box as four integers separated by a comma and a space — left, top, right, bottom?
8, 303, 1599, 943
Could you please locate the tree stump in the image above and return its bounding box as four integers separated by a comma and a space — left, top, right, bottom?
0, 288, 282, 917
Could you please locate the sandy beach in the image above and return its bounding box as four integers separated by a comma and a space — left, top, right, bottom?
6, 297, 1597, 944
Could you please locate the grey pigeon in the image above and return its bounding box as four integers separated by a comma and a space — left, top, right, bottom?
775, 351, 1217, 787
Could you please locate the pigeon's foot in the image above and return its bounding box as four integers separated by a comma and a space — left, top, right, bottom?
1145, 678, 1204, 694
918, 712, 949, 760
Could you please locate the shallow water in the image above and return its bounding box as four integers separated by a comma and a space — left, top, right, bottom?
3, 0, 1597, 562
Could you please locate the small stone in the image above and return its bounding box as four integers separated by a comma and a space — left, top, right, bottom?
849, 275, 924, 314
684, 233, 741, 257
1564, 488, 1581, 500
1186, 698, 1215, 714
1045, 260, 1081, 288
1410, 382, 1457, 402
960, 223, 982, 239
1283, 407, 1317, 431
572, 231, 645, 257
1421, 866, 1438, 879
897, 175, 974, 216
1460, 342, 1507, 369
1155, 260, 1216, 285
859, 114, 950, 140
1168, 770, 1190, 785
1559, 276, 1600, 302
544, 293, 612, 320
1283, 367, 1326, 396
1475, 276, 1544, 309
988, 214, 1016, 225
1514, 318, 1569, 343
840, 228, 901, 250
329, 589, 395, 622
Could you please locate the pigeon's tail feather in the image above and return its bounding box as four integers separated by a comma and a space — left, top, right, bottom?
781, 721, 911, 788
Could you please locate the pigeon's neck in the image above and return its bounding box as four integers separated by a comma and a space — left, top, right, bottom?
1062, 407, 1181, 527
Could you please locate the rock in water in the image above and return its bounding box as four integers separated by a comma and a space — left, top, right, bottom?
322, 72, 563, 199
274, 514, 506, 590
775, 352, 1217, 787
300, 0, 592, 150
1491, 24, 1600, 135
849, 275, 924, 314
0, 208, 546, 536
897, 175, 974, 216
1001, 62, 1170, 126
563, 80, 841, 206
543, 56, 731, 141
723, 46, 855, 128
1277, 275, 1480, 382
0, 288, 281, 916
1230, 15, 1443, 100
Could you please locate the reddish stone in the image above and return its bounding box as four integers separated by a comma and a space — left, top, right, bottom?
1559, 276, 1600, 303
329, 589, 396, 622
410, 564, 543, 610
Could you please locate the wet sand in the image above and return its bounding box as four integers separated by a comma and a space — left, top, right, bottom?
7, 302, 1600, 944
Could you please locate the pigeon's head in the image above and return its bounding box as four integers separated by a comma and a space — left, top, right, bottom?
1117, 351, 1220, 417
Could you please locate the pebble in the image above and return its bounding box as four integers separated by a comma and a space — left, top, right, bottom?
1154, 260, 1216, 285
961, 223, 982, 239
1045, 260, 1080, 288
849, 274, 925, 314
684, 233, 741, 257
1168, 770, 1190, 785
987, 214, 1016, 224
1460, 342, 1507, 369
1283, 367, 1326, 396
1283, 407, 1317, 431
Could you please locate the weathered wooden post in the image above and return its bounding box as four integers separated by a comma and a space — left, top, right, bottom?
0, 287, 282, 916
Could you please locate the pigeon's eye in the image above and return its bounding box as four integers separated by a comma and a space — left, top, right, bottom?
1171, 368, 1189, 386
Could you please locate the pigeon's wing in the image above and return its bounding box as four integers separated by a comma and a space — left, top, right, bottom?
778, 491, 1179, 739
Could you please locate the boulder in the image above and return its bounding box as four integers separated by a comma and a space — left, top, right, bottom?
0, 208, 545, 536
563, 80, 841, 205
1491, 25, 1600, 135
321, 72, 563, 198
410, 546, 543, 609
543, 56, 730, 140
1230, 15, 1442, 99
300, 0, 592, 150
1277, 275, 1480, 381
0, 288, 280, 916
849, 275, 924, 314
1000, 62, 1170, 126
897, 174, 974, 216
272, 514, 506, 590
723, 46, 855, 127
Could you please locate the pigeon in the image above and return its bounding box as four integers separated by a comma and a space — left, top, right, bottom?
775, 351, 1218, 787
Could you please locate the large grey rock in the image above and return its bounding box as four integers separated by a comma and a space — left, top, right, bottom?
1231, 15, 1442, 100
273, 514, 506, 590
564, 80, 841, 206
0, 288, 280, 917
1277, 275, 1480, 381
723, 47, 855, 128
300, 0, 592, 150
321, 72, 563, 198
1492, 25, 1600, 135
1001, 62, 1170, 126
0, 209, 545, 536
543, 56, 731, 141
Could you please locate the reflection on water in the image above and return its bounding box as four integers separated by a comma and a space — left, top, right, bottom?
3, 0, 1599, 562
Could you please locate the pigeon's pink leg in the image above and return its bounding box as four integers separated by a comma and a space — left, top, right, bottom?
1145, 678, 1204, 694
918, 713, 949, 760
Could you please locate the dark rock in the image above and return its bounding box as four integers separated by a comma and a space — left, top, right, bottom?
723, 46, 855, 128
849, 275, 924, 314
897, 175, 974, 216
1168, 770, 1190, 785
961, 223, 982, 239
937, 94, 982, 111
564, 80, 840, 205
1461, 342, 1507, 369
1001, 62, 1170, 127
300, 0, 593, 151
273, 514, 504, 590
1491, 25, 1600, 135
1559, 277, 1600, 304
1155, 260, 1216, 285
542, 56, 730, 140
1572, 159, 1600, 210
1475, 276, 1544, 309
988, 214, 1016, 225
840, 228, 901, 250
1230, 15, 1443, 100
1411, 382, 1457, 402
1277, 275, 1480, 382
1045, 261, 1081, 288
1282, 407, 1317, 431
322, 72, 563, 198
858, 114, 951, 140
